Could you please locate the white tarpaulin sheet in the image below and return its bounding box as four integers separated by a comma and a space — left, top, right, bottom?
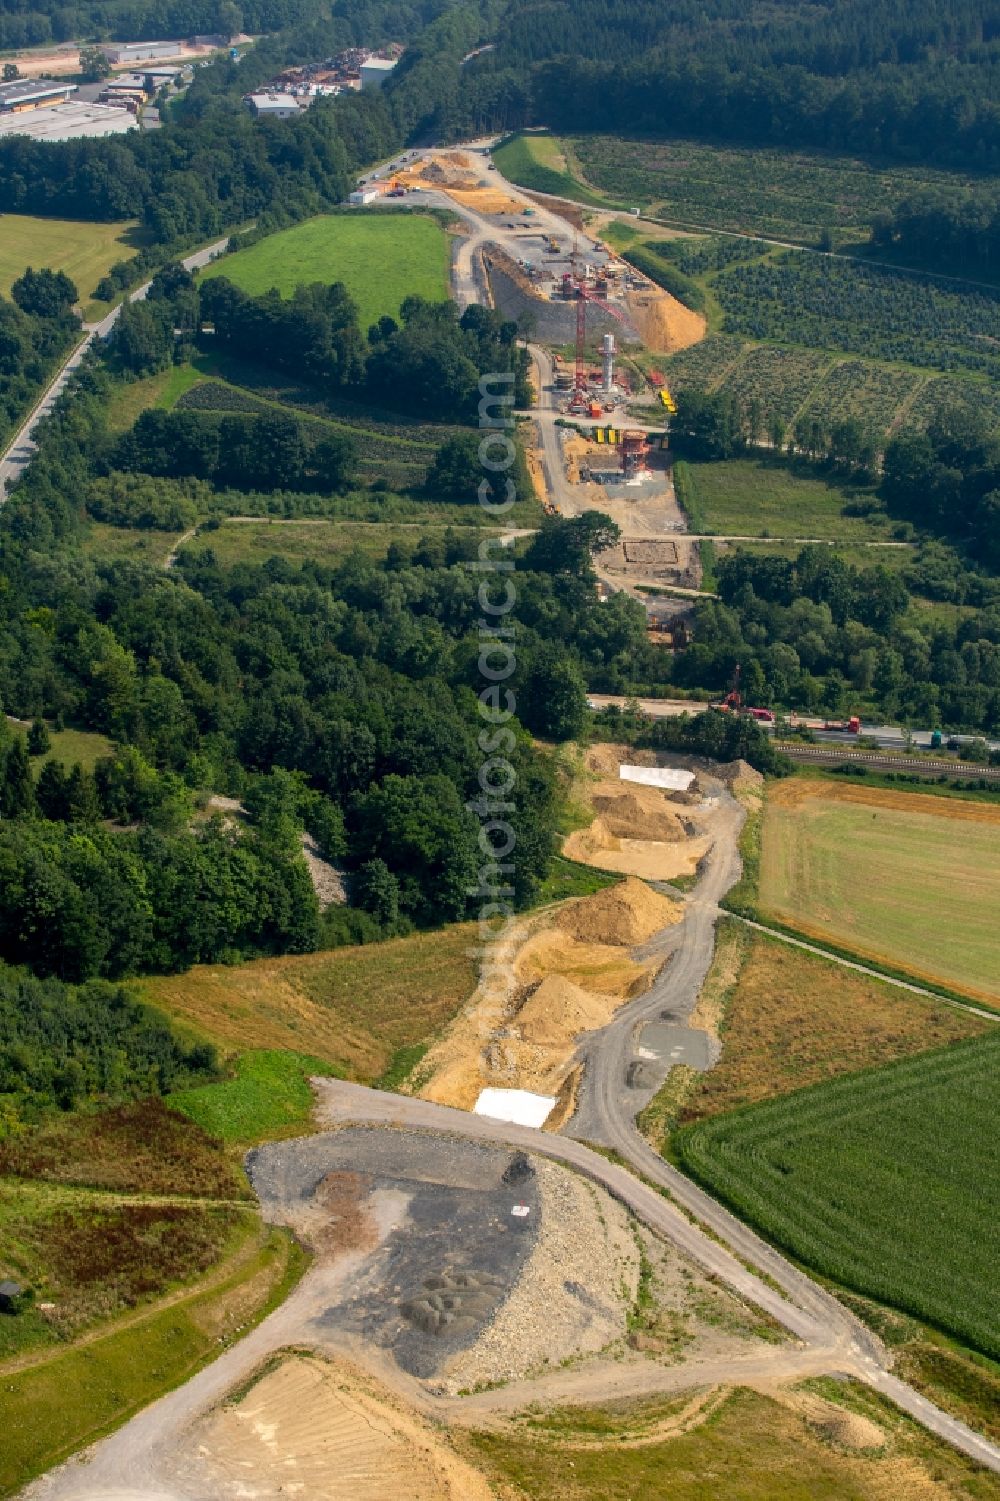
619, 764, 695, 791
474, 1087, 556, 1128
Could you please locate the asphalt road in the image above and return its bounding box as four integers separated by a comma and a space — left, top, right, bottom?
0, 237, 229, 502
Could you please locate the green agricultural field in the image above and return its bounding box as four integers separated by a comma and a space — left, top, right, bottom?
569, 136, 979, 248
200, 214, 450, 330
678, 458, 887, 540
0, 214, 141, 310
677, 1031, 1000, 1357
759, 779, 1000, 1001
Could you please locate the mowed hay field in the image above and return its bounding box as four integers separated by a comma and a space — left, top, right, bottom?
0, 214, 139, 304
200, 214, 450, 330
142, 924, 477, 1082
759, 778, 1000, 1001
680, 928, 990, 1122
677, 1031, 1000, 1357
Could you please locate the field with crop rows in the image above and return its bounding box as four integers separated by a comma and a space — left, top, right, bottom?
677, 1032, 1000, 1356
715, 251, 1000, 378
569, 136, 979, 247
760, 779, 1000, 1001
200, 214, 450, 330
648, 234, 769, 276
657, 334, 747, 394
902, 373, 1000, 433
795, 360, 925, 439
723, 345, 833, 424
175, 379, 435, 487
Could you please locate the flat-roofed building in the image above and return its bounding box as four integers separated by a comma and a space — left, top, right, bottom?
101, 41, 181, 64
247, 92, 300, 119
0, 101, 135, 140
359, 57, 397, 89
0, 78, 75, 113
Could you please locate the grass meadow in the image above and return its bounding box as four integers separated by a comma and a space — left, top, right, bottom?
759, 779, 1000, 1001
679, 458, 886, 540
0, 214, 141, 312
200, 214, 450, 329
143, 924, 478, 1088
462, 1381, 997, 1500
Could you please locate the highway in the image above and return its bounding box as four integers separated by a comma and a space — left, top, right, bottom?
586, 693, 1000, 763
0, 237, 230, 502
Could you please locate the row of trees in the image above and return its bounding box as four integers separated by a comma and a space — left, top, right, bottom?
197, 279, 531, 421
883, 408, 1000, 568
671, 388, 881, 474
673, 545, 1000, 733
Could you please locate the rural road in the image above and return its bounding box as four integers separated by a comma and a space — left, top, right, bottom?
0, 237, 230, 502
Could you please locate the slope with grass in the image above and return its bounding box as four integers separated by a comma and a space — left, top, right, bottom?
462, 1382, 996, 1501
759, 779, 1000, 1001
0, 1220, 302, 1497
493, 131, 613, 206
199, 214, 450, 330
677, 1031, 1000, 1358
681, 929, 990, 1122
142, 924, 478, 1085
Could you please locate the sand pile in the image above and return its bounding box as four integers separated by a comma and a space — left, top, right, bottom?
556, 876, 681, 946
591, 782, 689, 841
625, 287, 706, 353
515, 929, 656, 996
516, 974, 618, 1047
564, 820, 711, 882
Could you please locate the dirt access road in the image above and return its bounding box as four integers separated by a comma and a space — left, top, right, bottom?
22, 783, 1000, 1494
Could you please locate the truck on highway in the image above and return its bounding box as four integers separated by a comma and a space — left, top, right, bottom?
822, 717, 862, 734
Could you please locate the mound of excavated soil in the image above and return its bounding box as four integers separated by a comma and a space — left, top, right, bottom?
564, 821, 710, 882
441, 1158, 639, 1392
586, 743, 658, 778
625, 287, 706, 353
516, 974, 618, 1047
591, 781, 689, 841
815, 1410, 887, 1451
557, 876, 681, 946
515, 929, 657, 996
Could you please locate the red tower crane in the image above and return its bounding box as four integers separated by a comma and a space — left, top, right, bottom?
561, 264, 634, 413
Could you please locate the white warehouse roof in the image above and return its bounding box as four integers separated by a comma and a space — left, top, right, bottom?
619, 764, 695, 791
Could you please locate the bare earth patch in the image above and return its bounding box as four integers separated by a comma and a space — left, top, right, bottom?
183, 1352, 497, 1501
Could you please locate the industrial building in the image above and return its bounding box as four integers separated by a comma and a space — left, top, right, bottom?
349, 186, 381, 205
0, 101, 135, 140
359, 57, 398, 89
0, 78, 75, 113
101, 40, 181, 64
247, 92, 300, 119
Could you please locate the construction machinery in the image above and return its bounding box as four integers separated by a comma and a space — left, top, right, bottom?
561, 263, 634, 414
